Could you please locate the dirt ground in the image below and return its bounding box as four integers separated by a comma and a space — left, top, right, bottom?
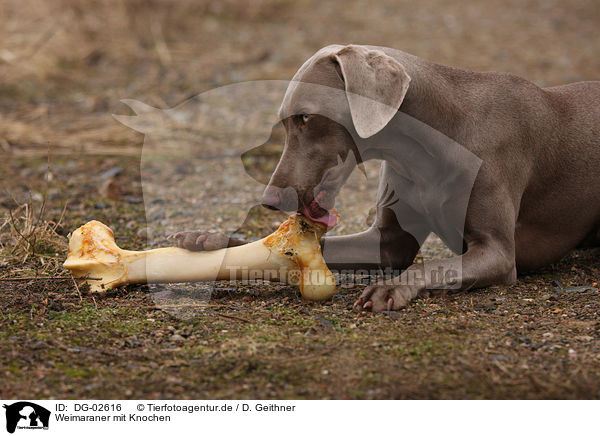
1, 0, 600, 399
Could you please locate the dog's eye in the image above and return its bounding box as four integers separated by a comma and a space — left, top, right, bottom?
301, 113, 311, 123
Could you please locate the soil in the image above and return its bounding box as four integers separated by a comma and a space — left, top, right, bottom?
1, 0, 599, 399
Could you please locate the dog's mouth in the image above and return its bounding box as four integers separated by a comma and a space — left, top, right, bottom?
301, 191, 338, 227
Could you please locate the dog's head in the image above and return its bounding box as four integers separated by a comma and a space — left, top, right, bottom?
261, 45, 411, 225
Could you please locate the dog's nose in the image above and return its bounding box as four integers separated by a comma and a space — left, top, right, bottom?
261, 186, 299, 211
261, 186, 282, 210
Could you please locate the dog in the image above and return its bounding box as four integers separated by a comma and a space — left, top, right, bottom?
176, 44, 600, 312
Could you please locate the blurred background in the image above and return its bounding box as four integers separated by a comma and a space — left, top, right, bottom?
1, 0, 599, 154
1, 0, 600, 400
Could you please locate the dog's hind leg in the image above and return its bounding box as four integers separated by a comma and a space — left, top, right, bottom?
575, 225, 600, 248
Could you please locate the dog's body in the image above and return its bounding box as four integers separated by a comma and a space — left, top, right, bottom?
177, 45, 600, 311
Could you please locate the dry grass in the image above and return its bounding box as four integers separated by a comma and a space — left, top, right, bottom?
1, 0, 599, 400
0, 201, 66, 264
0, 153, 68, 278
3, 0, 599, 156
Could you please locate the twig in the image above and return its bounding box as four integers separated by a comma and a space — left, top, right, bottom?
29, 144, 51, 257
215, 313, 251, 323
50, 201, 69, 235
7, 207, 30, 254
71, 275, 83, 302
151, 18, 172, 67
22, 21, 61, 61
0, 276, 70, 281
0, 276, 100, 281
92, 296, 98, 309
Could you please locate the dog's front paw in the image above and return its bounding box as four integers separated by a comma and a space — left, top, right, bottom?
171, 231, 231, 251
353, 283, 424, 312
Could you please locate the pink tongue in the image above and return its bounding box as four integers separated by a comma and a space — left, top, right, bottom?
302, 206, 337, 227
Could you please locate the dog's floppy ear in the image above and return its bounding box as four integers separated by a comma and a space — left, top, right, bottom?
333, 45, 410, 138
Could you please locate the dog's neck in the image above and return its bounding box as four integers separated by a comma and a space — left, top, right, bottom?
356, 59, 482, 189
400, 61, 472, 141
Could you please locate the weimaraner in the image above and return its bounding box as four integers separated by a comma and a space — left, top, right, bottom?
176, 44, 600, 312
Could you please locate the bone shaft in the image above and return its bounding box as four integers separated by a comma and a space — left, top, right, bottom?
121, 238, 296, 285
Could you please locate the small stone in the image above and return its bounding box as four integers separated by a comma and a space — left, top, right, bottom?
99, 167, 123, 179
47, 188, 61, 200
489, 354, 509, 361
170, 334, 185, 342
99, 178, 122, 199
314, 315, 334, 329
382, 311, 400, 320
30, 340, 45, 350
564, 286, 598, 293
124, 196, 143, 204
150, 210, 166, 220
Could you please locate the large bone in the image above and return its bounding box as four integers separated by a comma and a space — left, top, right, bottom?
63, 213, 338, 301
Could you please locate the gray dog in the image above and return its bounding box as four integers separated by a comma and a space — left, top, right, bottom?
176, 44, 600, 312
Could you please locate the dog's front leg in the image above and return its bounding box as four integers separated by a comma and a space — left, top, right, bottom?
355, 240, 517, 312
321, 226, 423, 272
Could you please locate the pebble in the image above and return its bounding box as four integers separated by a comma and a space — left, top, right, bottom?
170, 334, 185, 342
314, 315, 333, 329
99, 167, 123, 179
382, 311, 400, 320
564, 286, 598, 293
30, 340, 46, 350
99, 178, 122, 199
489, 354, 509, 361
150, 210, 166, 220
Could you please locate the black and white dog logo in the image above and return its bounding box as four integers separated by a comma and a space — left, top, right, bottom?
3, 402, 50, 434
